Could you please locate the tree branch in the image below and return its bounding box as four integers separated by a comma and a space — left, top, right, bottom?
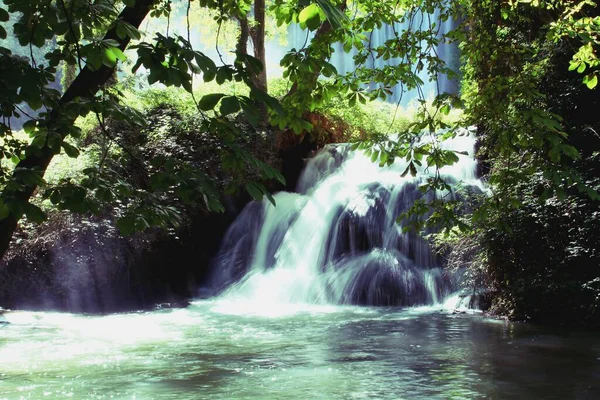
0, 0, 155, 260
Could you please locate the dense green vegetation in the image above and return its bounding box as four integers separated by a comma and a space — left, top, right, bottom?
0, 0, 598, 326
450, 0, 600, 327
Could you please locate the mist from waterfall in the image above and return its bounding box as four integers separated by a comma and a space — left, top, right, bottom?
208, 131, 483, 307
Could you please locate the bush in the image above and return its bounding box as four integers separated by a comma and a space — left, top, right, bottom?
481, 171, 600, 327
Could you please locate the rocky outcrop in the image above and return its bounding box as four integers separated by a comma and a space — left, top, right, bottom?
0, 205, 245, 313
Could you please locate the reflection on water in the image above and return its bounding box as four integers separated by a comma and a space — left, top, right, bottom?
1, 301, 599, 399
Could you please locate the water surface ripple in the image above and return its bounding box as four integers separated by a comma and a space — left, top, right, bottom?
1, 302, 599, 399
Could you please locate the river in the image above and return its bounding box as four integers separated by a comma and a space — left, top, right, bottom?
1, 301, 599, 399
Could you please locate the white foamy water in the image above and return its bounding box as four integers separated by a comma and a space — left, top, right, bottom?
211, 131, 484, 308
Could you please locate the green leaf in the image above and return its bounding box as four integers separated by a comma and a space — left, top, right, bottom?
102, 39, 120, 48
198, 93, 225, 111
240, 99, 259, 127
116, 23, 127, 40
0, 26, 6, 40
299, 4, 322, 31
343, 39, 352, 53
401, 164, 410, 178
182, 78, 193, 93
370, 150, 379, 163
561, 144, 580, 160
30, 133, 47, 149
315, 0, 347, 29
86, 49, 103, 70
123, 22, 142, 40
409, 162, 417, 177
568, 61, 580, 72
195, 52, 217, 79
252, 89, 285, 116
110, 47, 126, 61
238, 53, 263, 73
245, 182, 264, 201
62, 142, 80, 158
131, 58, 143, 74
204, 196, 224, 212
28, 97, 43, 111
265, 191, 276, 206
116, 215, 137, 236
215, 67, 233, 84
220, 96, 241, 115
123, 0, 135, 6
102, 48, 118, 67
25, 204, 47, 223
584, 74, 598, 89
22, 120, 36, 134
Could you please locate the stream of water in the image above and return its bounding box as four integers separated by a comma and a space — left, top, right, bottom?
1, 302, 600, 399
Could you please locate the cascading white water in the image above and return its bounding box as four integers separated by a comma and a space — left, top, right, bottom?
208, 131, 484, 307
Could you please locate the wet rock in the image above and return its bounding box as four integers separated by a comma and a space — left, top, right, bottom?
456, 289, 492, 311
0, 203, 243, 314
325, 249, 448, 306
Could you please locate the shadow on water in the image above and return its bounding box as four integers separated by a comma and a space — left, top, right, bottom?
324, 312, 600, 399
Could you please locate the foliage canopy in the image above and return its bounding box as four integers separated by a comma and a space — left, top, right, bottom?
0, 0, 598, 262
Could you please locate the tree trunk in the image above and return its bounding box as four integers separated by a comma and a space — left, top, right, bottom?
236, 17, 250, 57
61, 63, 77, 89
0, 0, 154, 261
283, 2, 346, 99
237, 2, 268, 126
250, 0, 267, 93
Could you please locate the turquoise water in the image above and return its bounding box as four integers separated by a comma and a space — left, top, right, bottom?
1, 301, 599, 399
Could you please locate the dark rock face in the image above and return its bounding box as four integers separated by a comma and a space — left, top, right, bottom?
0, 203, 243, 313
204, 202, 264, 294
336, 254, 427, 306
323, 249, 449, 307
481, 41, 600, 328
278, 134, 319, 192
324, 186, 391, 264
455, 289, 492, 311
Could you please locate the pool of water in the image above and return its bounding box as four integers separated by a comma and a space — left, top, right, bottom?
1, 300, 599, 399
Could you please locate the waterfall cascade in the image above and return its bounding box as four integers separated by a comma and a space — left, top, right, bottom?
286, 9, 460, 106
208, 132, 484, 307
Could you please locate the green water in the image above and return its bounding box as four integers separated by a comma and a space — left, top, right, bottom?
1, 300, 599, 399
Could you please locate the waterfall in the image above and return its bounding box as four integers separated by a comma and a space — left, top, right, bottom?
207, 131, 484, 307
287, 9, 460, 107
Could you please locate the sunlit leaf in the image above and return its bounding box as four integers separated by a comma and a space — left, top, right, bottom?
299, 4, 322, 31
198, 93, 225, 111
